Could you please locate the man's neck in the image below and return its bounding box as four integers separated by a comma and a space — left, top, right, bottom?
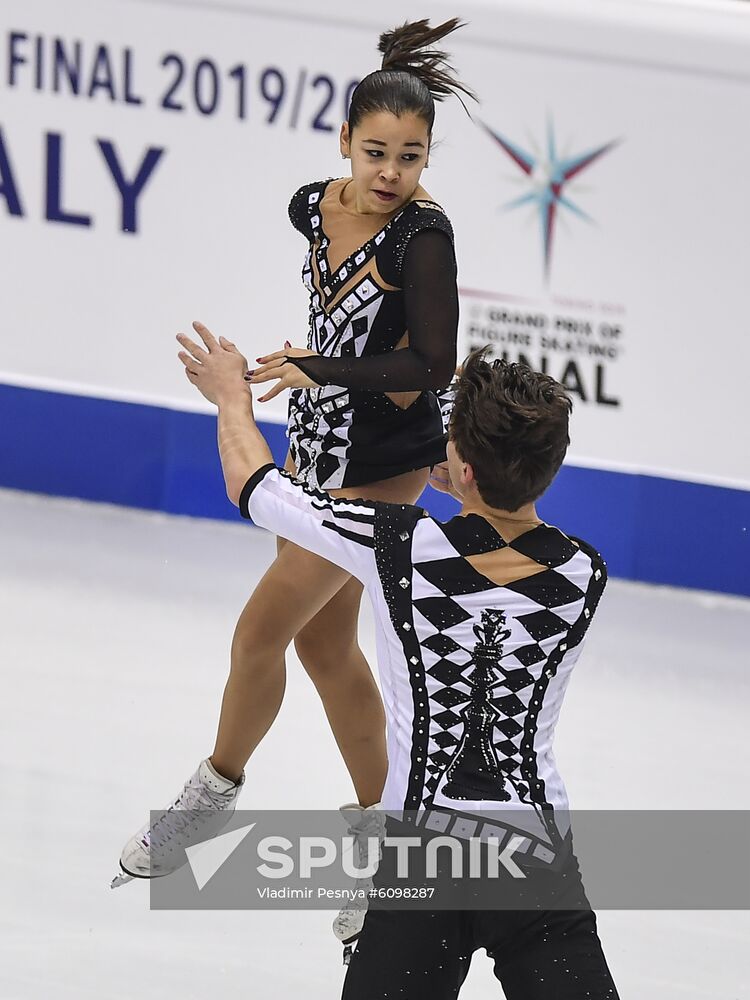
459, 496, 541, 529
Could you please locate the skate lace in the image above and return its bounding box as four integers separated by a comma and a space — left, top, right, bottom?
148, 780, 234, 851
347, 814, 385, 866
336, 814, 385, 908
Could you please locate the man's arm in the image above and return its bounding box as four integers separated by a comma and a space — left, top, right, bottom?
177, 322, 378, 583
237, 465, 378, 583
215, 392, 273, 505
176, 321, 273, 503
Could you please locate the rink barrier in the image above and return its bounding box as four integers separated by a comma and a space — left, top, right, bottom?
1, 382, 747, 597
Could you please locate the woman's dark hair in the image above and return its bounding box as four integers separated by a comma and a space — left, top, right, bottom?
348, 18, 476, 134
449, 348, 573, 511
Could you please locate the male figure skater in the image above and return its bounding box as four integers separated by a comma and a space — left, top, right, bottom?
176, 322, 619, 999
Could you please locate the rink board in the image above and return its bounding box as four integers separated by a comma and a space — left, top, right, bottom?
2, 381, 747, 596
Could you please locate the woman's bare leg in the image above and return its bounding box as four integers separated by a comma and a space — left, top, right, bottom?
293, 572, 386, 807
209, 539, 352, 782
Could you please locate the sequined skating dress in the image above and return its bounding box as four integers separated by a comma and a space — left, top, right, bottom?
283, 178, 458, 490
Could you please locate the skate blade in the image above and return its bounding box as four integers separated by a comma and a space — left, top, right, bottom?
110, 869, 136, 889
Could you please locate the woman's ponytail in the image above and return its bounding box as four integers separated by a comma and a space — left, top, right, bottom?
348, 17, 476, 134
378, 18, 475, 105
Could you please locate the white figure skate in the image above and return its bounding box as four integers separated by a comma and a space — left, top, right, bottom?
332, 801, 386, 964
111, 759, 244, 888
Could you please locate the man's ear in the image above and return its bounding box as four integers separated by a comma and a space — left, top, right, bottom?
460, 461, 475, 489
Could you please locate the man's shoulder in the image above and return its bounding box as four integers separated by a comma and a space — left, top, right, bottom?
373, 501, 429, 526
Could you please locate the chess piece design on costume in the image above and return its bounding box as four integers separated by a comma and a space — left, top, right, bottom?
442, 609, 512, 802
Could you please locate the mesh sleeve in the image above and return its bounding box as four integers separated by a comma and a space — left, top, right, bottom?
286, 229, 458, 392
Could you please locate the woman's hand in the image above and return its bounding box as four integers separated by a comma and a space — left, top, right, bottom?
177, 321, 249, 406
429, 461, 462, 501
248, 344, 321, 402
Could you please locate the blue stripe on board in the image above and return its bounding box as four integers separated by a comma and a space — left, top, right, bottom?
1, 383, 747, 596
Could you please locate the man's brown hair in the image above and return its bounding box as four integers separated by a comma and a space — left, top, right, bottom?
449, 348, 572, 511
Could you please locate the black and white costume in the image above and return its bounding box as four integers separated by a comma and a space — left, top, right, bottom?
240, 465, 618, 999
284, 178, 458, 489
242, 465, 605, 835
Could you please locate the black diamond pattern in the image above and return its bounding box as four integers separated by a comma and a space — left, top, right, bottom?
499, 667, 535, 693
496, 718, 523, 738
496, 739, 521, 758
414, 597, 472, 631
509, 525, 578, 567
511, 643, 547, 667
494, 693, 525, 718
437, 514, 505, 555
505, 569, 584, 608
516, 609, 571, 642
421, 633, 463, 656
432, 709, 463, 730
427, 658, 470, 687
498, 758, 520, 774
431, 687, 470, 710
414, 558, 498, 596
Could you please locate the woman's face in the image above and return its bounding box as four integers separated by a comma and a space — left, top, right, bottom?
340, 110, 430, 215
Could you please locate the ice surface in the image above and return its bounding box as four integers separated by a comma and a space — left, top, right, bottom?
0, 488, 746, 999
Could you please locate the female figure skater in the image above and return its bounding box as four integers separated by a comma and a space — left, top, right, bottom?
115, 18, 474, 939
